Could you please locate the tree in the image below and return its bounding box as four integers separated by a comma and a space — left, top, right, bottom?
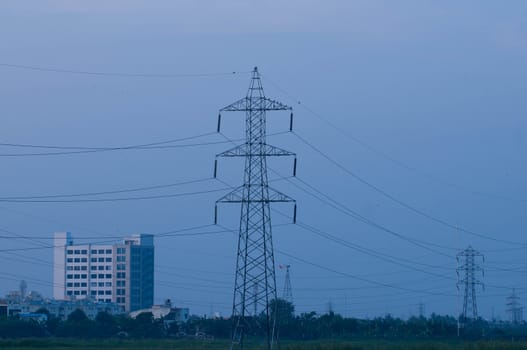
67, 309, 88, 323
95, 311, 117, 337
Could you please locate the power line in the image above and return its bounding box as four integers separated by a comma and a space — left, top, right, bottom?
0, 177, 213, 200
292, 131, 527, 247
0, 131, 217, 157
0, 224, 227, 253
261, 74, 526, 203
0, 63, 250, 78
0, 131, 290, 157
269, 168, 457, 256
0, 187, 228, 203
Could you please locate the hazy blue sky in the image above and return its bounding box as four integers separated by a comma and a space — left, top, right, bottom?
1, 1, 527, 319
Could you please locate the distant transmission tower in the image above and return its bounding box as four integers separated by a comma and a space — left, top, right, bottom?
506, 289, 523, 324
279, 265, 293, 304
456, 246, 484, 322
215, 67, 297, 350
418, 302, 425, 318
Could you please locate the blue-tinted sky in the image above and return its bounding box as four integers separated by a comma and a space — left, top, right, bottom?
1, 0, 527, 319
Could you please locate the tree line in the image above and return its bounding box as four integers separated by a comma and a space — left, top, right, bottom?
0, 300, 526, 340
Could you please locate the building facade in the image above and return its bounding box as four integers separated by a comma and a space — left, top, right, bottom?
8, 298, 123, 320
53, 232, 154, 312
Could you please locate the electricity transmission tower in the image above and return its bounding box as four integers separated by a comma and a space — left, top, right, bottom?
506, 289, 523, 324
215, 67, 297, 350
456, 246, 484, 323
279, 264, 293, 304
418, 302, 425, 318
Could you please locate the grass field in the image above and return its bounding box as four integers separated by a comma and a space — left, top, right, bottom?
2, 339, 527, 350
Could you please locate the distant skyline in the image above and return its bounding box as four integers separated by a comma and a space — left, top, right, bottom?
1, 1, 527, 320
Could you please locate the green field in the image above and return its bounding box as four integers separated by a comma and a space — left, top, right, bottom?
2, 339, 527, 350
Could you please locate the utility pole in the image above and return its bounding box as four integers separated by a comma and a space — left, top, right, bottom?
456, 246, 484, 325
215, 67, 297, 350
279, 265, 293, 304
506, 289, 523, 324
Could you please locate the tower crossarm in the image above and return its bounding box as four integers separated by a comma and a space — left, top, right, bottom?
216, 186, 295, 204
217, 143, 295, 158
221, 97, 292, 112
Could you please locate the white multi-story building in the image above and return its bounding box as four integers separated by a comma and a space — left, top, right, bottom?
53, 232, 154, 312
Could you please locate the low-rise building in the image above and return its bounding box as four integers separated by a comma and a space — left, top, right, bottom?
129, 299, 189, 326
8, 298, 124, 320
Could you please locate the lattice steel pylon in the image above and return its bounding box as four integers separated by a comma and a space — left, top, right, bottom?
279, 264, 293, 304
214, 67, 297, 350
456, 246, 484, 323
506, 288, 523, 324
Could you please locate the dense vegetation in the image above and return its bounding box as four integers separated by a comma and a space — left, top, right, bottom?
1, 300, 527, 342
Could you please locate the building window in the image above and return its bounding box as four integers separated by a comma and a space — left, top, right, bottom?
98, 282, 104, 287
74, 266, 80, 271
105, 266, 112, 271
67, 266, 73, 271
90, 282, 97, 287
81, 258, 87, 263
81, 283, 87, 287
91, 266, 97, 271
105, 282, 112, 287
91, 291, 96, 296
117, 264, 125, 270
67, 291, 73, 296
98, 258, 104, 262
91, 274, 96, 279
74, 291, 80, 295
117, 248, 125, 254
105, 274, 112, 279
67, 258, 73, 263
67, 283, 73, 287
104, 290, 111, 295
117, 255, 125, 262
74, 258, 80, 263
81, 291, 87, 295
98, 249, 104, 254
81, 274, 87, 279
106, 249, 112, 254
81, 250, 87, 254
74, 274, 80, 279
91, 258, 97, 262
98, 291, 104, 295
98, 266, 104, 271
67, 249, 73, 254
74, 283, 80, 287
74, 250, 80, 254
98, 274, 104, 279
81, 266, 87, 271
105, 257, 112, 262
91, 249, 97, 254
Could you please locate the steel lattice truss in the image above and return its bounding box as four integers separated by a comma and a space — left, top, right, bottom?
215, 67, 296, 350
456, 246, 484, 323
506, 289, 524, 324
280, 264, 293, 304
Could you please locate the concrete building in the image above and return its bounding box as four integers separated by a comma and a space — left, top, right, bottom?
53, 232, 154, 312
8, 298, 123, 320
129, 299, 189, 326
0, 302, 7, 318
